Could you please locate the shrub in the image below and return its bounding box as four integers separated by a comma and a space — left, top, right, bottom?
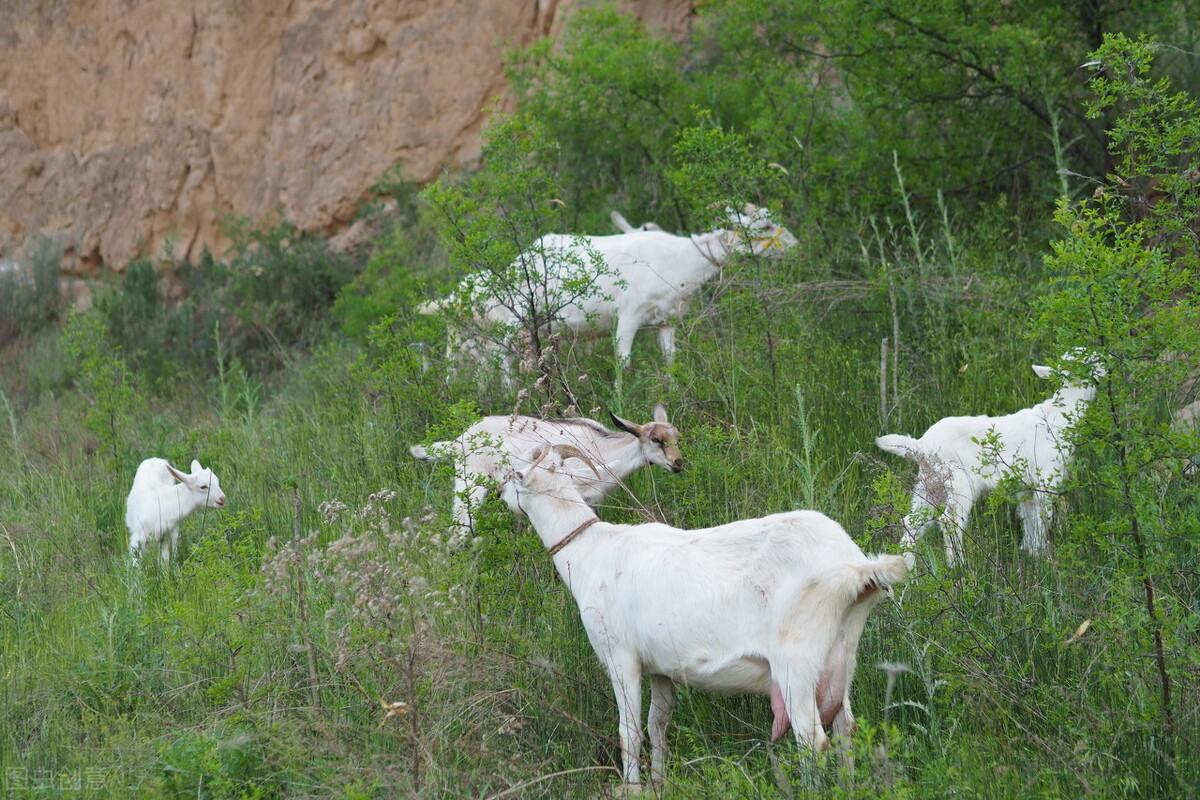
0, 237, 64, 345
422, 115, 617, 406
217, 220, 356, 369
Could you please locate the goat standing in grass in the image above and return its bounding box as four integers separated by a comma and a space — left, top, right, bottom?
126, 458, 227, 566
876, 353, 1101, 566
419, 204, 797, 381
411, 405, 682, 538
500, 444, 907, 788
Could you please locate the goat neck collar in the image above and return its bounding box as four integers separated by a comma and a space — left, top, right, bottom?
547, 517, 600, 557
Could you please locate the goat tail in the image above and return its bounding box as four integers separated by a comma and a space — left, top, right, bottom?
817, 555, 909, 610
875, 433, 921, 459
410, 441, 451, 461
855, 554, 909, 599
609, 210, 636, 233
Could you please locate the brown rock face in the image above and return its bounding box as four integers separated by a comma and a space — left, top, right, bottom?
0, 0, 692, 275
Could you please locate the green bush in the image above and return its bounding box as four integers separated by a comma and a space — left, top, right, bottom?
0, 237, 64, 345
219, 220, 356, 367
88, 220, 358, 391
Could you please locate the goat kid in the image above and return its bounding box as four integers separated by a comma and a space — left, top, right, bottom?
126, 458, 227, 566
876, 354, 1101, 566
501, 445, 906, 787
420, 204, 797, 381
412, 405, 682, 539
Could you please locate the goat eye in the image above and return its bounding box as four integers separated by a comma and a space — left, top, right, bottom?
200, 485, 208, 491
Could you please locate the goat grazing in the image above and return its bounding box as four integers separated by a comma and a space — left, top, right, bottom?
412, 405, 682, 537
876, 354, 1100, 565
126, 458, 227, 566
609, 209, 663, 233
420, 204, 797, 379
499, 445, 906, 787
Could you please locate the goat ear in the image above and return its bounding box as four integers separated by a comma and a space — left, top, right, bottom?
166, 464, 188, 483
609, 410, 642, 436
1031, 364, 1055, 379
190, 459, 203, 473
653, 403, 668, 424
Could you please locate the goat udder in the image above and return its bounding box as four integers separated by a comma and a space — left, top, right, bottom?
817, 658, 847, 728
769, 681, 791, 741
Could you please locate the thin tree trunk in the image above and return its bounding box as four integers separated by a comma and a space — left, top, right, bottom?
880, 337, 889, 427
1107, 381, 1175, 752
291, 485, 322, 711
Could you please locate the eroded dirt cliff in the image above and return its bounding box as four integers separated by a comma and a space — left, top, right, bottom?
0, 0, 691, 276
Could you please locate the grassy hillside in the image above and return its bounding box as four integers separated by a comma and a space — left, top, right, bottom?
2, 8, 1198, 800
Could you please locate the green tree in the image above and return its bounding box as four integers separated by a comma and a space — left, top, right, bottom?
422, 115, 615, 406
506, 7, 692, 231
1036, 34, 1200, 770
62, 311, 138, 472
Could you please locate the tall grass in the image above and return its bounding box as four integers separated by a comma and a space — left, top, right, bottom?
3, 191, 1191, 800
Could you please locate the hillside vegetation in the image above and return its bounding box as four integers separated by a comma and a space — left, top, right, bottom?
1, 4, 1198, 798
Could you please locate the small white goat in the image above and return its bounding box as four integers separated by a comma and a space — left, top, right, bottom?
126, 457, 227, 565
609, 209, 664, 233
421, 204, 797, 377
876, 354, 1100, 565
411, 405, 682, 536
499, 444, 906, 787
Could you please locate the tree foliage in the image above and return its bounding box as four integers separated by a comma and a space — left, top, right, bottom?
1034, 33, 1200, 771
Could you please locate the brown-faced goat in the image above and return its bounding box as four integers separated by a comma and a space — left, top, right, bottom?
411, 405, 682, 539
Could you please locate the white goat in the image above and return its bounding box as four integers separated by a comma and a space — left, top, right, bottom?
411, 405, 682, 537
126, 458, 227, 566
499, 445, 906, 787
420, 204, 797, 378
609, 209, 663, 233
876, 354, 1100, 565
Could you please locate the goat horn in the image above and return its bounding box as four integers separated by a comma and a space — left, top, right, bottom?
526, 445, 551, 471
551, 444, 602, 479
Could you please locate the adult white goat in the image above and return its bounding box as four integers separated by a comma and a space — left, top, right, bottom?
876, 353, 1101, 566
126, 457, 227, 566
420, 204, 797, 378
499, 444, 907, 788
411, 405, 682, 537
